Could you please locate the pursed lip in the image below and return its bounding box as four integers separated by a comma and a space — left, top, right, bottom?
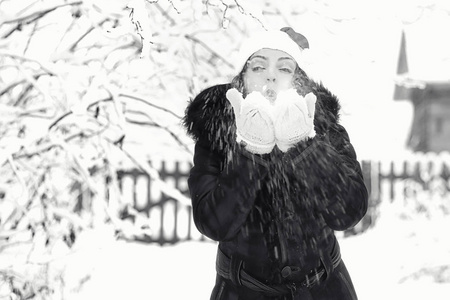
264, 88, 277, 103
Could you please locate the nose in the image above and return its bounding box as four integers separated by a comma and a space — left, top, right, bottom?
265, 67, 277, 82
266, 73, 276, 82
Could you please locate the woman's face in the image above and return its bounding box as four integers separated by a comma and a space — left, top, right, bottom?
243, 48, 297, 102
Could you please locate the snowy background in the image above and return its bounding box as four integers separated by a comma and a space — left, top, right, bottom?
1, 0, 450, 299
65, 212, 450, 300
5, 192, 448, 300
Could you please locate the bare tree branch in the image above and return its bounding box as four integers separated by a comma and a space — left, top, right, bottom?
184, 34, 234, 69
119, 93, 183, 119
45, 92, 185, 157
165, 0, 181, 14
15, 82, 33, 106
153, 2, 176, 26
232, 0, 267, 29
0, 1, 83, 25
0, 157, 31, 233
23, 20, 38, 55
0, 51, 56, 75
11, 141, 61, 160
14, 62, 55, 105
125, 109, 192, 155
0, 72, 48, 97
48, 97, 112, 130
116, 143, 192, 206
69, 18, 110, 52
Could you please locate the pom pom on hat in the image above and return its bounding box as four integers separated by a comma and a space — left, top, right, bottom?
234, 27, 310, 74
280, 27, 309, 50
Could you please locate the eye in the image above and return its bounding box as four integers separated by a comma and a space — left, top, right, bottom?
279, 68, 293, 73
251, 66, 265, 72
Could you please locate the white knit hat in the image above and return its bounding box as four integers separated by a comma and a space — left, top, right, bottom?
235, 28, 310, 74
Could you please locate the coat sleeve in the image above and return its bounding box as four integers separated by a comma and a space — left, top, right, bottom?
285, 125, 368, 231
188, 141, 269, 241
320, 125, 368, 230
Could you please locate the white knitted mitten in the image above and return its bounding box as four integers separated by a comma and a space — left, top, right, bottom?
226, 88, 276, 154
273, 89, 316, 152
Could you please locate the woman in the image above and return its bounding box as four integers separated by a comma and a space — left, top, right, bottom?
183, 27, 368, 300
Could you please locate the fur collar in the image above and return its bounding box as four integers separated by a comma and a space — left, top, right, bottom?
182, 82, 341, 153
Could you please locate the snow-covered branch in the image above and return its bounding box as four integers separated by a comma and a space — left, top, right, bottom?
0, 51, 56, 75
0, 1, 83, 25
185, 34, 234, 69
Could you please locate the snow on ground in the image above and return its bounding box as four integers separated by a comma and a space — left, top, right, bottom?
66, 231, 217, 300
340, 202, 450, 300
63, 198, 450, 300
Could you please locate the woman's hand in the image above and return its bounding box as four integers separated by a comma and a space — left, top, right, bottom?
226, 88, 276, 154
273, 89, 316, 152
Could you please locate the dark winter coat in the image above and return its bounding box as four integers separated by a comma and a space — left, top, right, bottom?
183, 83, 368, 299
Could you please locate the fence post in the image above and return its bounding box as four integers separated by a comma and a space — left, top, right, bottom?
362, 160, 372, 201
354, 160, 380, 233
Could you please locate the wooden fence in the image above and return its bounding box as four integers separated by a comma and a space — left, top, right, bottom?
356, 156, 450, 233
116, 156, 450, 244
116, 160, 209, 245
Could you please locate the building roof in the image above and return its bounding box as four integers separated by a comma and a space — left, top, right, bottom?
394, 13, 450, 100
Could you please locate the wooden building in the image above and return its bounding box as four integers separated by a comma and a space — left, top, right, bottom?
394, 29, 450, 153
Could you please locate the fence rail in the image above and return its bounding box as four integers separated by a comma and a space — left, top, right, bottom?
116, 156, 450, 244
117, 160, 210, 245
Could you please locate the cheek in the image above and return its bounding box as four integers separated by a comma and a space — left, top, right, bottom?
244, 77, 265, 93
277, 75, 295, 90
